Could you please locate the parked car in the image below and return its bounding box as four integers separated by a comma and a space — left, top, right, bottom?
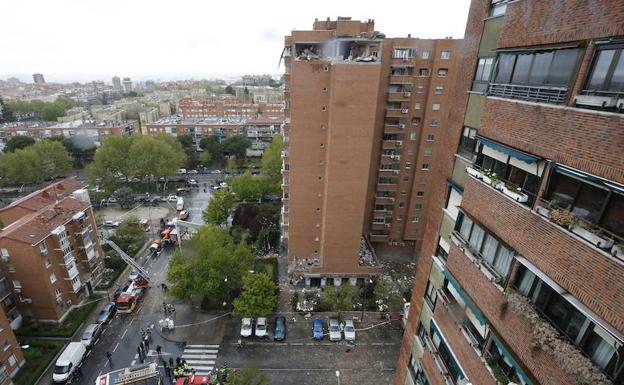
241, 317, 253, 337
179, 210, 189, 220
53, 342, 86, 383
211, 169, 222, 174
255, 317, 268, 338
97, 302, 116, 324
168, 195, 178, 202
81, 323, 102, 347
128, 270, 140, 281
344, 320, 355, 342
188, 179, 198, 186
107, 197, 118, 204
177, 168, 187, 175
312, 319, 324, 340
187, 169, 198, 174
329, 318, 341, 342
212, 185, 221, 191
219, 182, 228, 188
274, 316, 286, 341
104, 220, 120, 228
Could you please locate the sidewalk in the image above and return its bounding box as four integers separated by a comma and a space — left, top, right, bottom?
153, 300, 230, 345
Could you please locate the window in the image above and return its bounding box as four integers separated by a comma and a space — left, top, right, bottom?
399, 202, 405, 208
1, 340, 9, 351
44, 258, 51, 268
424, 148, 433, 156
490, 0, 508, 17
458, 126, 477, 159
416, 191, 425, 197
416, 85, 424, 93
393, 48, 413, 59
434, 85, 444, 94
426, 134, 435, 141
55, 288, 61, 297
412, 216, 419, 223
414, 102, 421, 110
419, 68, 429, 76
403, 176, 409, 182
424, 280, 437, 309
422, 163, 430, 170
7, 354, 16, 367
421, 51, 430, 59
495, 48, 580, 86
585, 45, 624, 95
437, 68, 448, 77
39, 241, 47, 255
49, 273, 57, 284
410, 132, 417, 140
11, 280, 20, 289
441, 51, 450, 60
411, 117, 421, 126
473, 57, 494, 91
455, 212, 513, 279
0, 249, 8, 262
405, 162, 412, 169
415, 203, 423, 210
419, 177, 428, 184
432, 103, 441, 111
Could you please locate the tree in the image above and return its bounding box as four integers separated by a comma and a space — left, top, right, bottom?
261, 135, 282, 180
41, 103, 66, 121
223, 136, 251, 162
0, 97, 15, 123
199, 136, 224, 166
167, 225, 253, 303
230, 171, 266, 201
87, 135, 136, 188
233, 272, 277, 317
203, 189, 235, 226
227, 368, 271, 385
225, 85, 235, 95
0, 140, 71, 185
320, 285, 357, 311
31, 140, 72, 177
3, 135, 35, 152
177, 135, 199, 169
108, 217, 146, 256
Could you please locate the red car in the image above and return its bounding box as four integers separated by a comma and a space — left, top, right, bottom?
175, 374, 210, 385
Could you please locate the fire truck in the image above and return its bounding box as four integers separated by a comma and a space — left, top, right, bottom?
102, 240, 150, 314
95, 362, 161, 385
174, 374, 210, 385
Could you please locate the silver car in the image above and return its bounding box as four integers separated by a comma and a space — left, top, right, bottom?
329, 318, 341, 342
81, 323, 102, 347
344, 320, 356, 342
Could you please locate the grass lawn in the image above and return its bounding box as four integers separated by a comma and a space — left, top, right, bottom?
15, 295, 101, 338
13, 339, 65, 385
254, 257, 278, 284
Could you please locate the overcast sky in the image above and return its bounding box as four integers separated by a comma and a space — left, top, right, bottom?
0, 0, 471, 83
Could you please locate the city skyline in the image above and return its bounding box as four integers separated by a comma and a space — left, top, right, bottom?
0, 0, 470, 82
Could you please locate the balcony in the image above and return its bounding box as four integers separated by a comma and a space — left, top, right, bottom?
383, 124, 405, 134
535, 199, 624, 261
465, 164, 534, 206
375, 195, 395, 204
385, 108, 409, 118
488, 83, 568, 104
389, 74, 413, 84
387, 92, 412, 101
575, 92, 624, 113
382, 139, 403, 149
369, 233, 389, 242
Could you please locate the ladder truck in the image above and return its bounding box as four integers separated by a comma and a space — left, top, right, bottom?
103, 240, 150, 313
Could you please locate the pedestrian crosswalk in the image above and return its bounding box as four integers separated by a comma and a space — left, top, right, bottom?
181, 344, 219, 375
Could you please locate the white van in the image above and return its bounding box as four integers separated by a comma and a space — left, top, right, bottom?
176, 197, 184, 211
53, 342, 86, 382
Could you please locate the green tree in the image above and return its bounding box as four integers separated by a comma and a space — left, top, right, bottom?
86, 135, 136, 188
199, 136, 224, 166
0, 97, 15, 123
41, 103, 65, 121
230, 171, 266, 201
3, 135, 35, 152
203, 189, 235, 225
223, 135, 251, 162
233, 272, 277, 317
261, 134, 282, 180
108, 217, 146, 256
167, 225, 253, 302
31, 140, 72, 177
320, 285, 357, 311
227, 368, 271, 385
0, 140, 71, 185
225, 85, 235, 95
177, 135, 199, 169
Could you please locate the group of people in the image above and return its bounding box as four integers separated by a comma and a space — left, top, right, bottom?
162, 357, 193, 378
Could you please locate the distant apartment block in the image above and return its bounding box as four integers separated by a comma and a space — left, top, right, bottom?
178, 96, 284, 120
122, 77, 133, 93
0, 120, 136, 148
245, 117, 283, 156
143, 116, 245, 139
0, 179, 105, 322
395, 1, 624, 385
282, 17, 460, 284
32, 73, 45, 84
112, 76, 121, 89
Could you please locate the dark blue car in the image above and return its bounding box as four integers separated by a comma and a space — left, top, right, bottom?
312, 319, 324, 340
274, 316, 286, 341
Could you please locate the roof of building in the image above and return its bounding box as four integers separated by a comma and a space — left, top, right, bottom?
246, 116, 284, 125
0, 178, 86, 214
0, 197, 89, 245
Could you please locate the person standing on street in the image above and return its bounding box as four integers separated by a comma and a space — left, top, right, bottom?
106, 351, 113, 366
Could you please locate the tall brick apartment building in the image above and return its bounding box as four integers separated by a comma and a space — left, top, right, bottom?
282, 17, 461, 284
395, 1, 624, 385
0, 179, 105, 322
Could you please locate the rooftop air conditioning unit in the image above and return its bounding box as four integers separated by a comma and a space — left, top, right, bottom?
401, 109, 409, 114
399, 124, 406, 129
573, 95, 617, 108
403, 92, 412, 97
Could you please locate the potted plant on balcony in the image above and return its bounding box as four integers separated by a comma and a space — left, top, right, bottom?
612, 243, 624, 260
548, 208, 577, 229
466, 165, 482, 179
501, 183, 529, 203
571, 223, 615, 250
489, 175, 504, 190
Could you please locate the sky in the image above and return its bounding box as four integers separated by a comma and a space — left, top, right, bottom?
0, 0, 471, 83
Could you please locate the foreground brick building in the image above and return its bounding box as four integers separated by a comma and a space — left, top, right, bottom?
282, 17, 461, 284
0, 179, 105, 322
395, 1, 624, 385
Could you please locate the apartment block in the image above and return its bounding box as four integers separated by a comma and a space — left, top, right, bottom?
282, 17, 461, 284
0, 300, 24, 384
178, 96, 284, 120
396, 1, 624, 385
0, 179, 105, 322
143, 116, 245, 139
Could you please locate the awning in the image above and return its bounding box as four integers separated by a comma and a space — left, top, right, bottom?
491, 335, 533, 385
496, 42, 581, 54
516, 256, 624, 344
442, 270, 486, 326
551, 162, 624, 194
446, 178, 464, 193
476, 136, 540, 163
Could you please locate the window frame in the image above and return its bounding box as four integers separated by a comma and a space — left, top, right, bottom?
583, 43, 624, 95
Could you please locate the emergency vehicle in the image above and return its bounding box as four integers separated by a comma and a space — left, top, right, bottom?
95, 362, 160, 385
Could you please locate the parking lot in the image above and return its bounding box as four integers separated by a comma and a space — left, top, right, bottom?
216, 313, 404, 385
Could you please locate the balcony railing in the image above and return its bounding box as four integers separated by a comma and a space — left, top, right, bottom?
535, 199, 624, 261
488, 83, 568, 104
452, 230, 505, 285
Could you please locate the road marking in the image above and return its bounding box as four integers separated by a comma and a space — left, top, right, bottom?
134, 354, 139, 359
129, 317, 134, 326
186, 344, 220, 348
121, 328, 128, 339
371, 342, 383, 346
183, 349, 218, 354
182, 344, 219, 375
290, 342, 304, 346
98, 371, 102, 377
113, 342, 120, 352
86, 350, 92, 357
131, 360, 136, 366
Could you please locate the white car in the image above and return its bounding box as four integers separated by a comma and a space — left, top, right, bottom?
104, 220, 120, 228
189, 179, 198, 186
177, 168, 187, 175
187, 169, 198, 174
167, 195, 178, 202
211, 169, 222, 174
81, 323, 102, 347
241, 317, 253, 338
343, 320, 355, 342
329, 318, 341, 342
255, 317, 268, 338
220, 182, 228, 188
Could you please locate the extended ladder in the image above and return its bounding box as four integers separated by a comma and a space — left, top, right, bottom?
103, 240, 150, 281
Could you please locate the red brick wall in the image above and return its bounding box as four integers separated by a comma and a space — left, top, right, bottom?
480, 98, 624, 184
421, 349, 446, 385
446, 244, 577, 385
498, 0, 624, 49
462, 177, 624, 334
393, 0, 491, 383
